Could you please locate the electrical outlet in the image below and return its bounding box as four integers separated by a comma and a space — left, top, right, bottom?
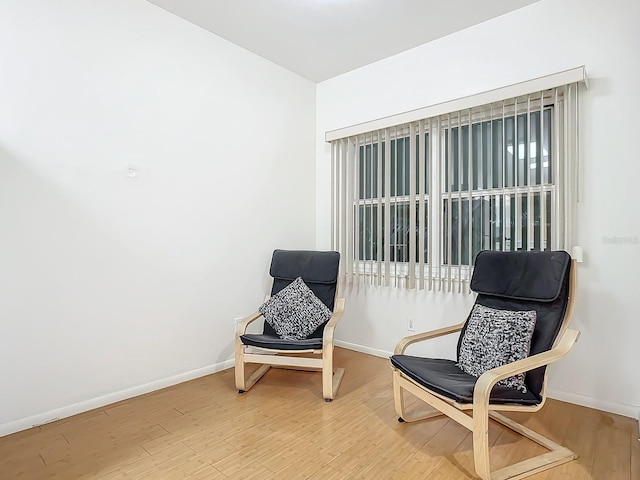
407, 316, 416, 332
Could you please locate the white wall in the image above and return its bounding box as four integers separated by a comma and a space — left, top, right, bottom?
317, 0, 640, 417
0, 0, 316, 435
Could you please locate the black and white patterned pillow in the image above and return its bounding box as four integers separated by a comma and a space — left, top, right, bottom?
259, 277, 332, 340
457, 304, 536, 393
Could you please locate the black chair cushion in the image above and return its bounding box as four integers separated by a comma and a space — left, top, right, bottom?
263, 250, 340, 339
240, 334, 323, 351
390, 355, 542, 406
269, 250, 339, 310
470, 250, 570, 301
458, 250, 572, 398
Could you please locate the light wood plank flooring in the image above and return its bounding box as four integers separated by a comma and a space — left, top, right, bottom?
1, 348, 638, 479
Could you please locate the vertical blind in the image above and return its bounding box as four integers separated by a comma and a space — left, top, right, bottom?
330, 81, 582, 292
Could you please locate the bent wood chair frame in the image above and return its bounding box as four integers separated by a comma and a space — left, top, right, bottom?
235, 292, 346, 401
392, 260, 579, 480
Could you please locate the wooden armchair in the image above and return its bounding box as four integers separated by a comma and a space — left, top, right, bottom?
235, 250, 345, 401
390, 250, 579, 480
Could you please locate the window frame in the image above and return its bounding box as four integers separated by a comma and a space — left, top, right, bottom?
331, 75, 583, 291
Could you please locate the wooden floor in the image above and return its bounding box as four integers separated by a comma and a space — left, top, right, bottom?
1, 348, 638, 479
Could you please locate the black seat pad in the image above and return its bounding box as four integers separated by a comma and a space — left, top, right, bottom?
240, 334, 323, 351
390, 355, 542, 406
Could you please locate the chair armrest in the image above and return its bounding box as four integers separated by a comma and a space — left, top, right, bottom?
322, 298, 346, 347
473, 328, 580, 406
394, 322, 466, 355
235, 295, 270, 337
235, 310, 264, 336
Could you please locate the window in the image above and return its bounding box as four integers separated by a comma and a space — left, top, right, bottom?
442, 107, 553, 267
330, 74, 583, 292
357, 133, 429, 263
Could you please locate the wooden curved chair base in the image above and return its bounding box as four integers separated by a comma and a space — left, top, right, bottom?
235, 294, 346, 401
393, 370, 578, 480
235, 345, 346, 401
485, 411, 577, 480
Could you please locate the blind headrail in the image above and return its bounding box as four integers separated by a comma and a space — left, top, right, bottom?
325, 66, 587, 142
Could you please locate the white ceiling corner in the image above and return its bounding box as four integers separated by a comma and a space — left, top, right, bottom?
146, 0, 540, 82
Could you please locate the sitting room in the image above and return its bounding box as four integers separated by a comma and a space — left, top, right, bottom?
0, 0, 638, 478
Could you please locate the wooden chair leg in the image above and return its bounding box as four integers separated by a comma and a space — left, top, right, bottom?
235, 345, 271, 393
322, 368, 345, 401
243, 365, 271, 392
487, 412, 578, 480
472, 402, 492, 480
235, 346, 246, 391
392, 371, 445, 423
469, 406, 579, 480
393, 370, 407, 420
322, 347, 344, 401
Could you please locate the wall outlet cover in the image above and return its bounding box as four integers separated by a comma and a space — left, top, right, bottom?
407, 316, 416, 332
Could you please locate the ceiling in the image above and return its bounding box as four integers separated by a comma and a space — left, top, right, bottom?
146, 0, 539, 82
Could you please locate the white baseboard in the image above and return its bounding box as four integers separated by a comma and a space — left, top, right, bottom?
335, 340, 639, 420
0, 359, 234, 438
335, 340, 392, 359
545, 389, 639, 419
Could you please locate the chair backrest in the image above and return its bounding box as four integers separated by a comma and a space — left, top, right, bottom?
263, 249, 340, 339
460, 250, 573, 399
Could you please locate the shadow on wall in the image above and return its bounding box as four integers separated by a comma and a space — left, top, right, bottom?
0, 145, 239, 428
337, 277, 475, 359
551, 276, 640, 412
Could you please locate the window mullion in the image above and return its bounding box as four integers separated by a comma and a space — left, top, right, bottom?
393, 127, 398, 286
467, 108, 473, 293
331, 141, 336, 252
376, 130, 383, 285
447, 112, 453, 292
515, 96, 523, 251
540, 94, 547, 251
384, 128, 391, 286
368, 136, 373, 282
554, 88, 563, 250
347, 137, 360, 283
429, 117, 439, 290
501, 100, 507, 251
456, 110, 463, 292
527, 94, 534, 251
345, 138, 354, 280
409, 122, 417, 289
418, 120, 426, 290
